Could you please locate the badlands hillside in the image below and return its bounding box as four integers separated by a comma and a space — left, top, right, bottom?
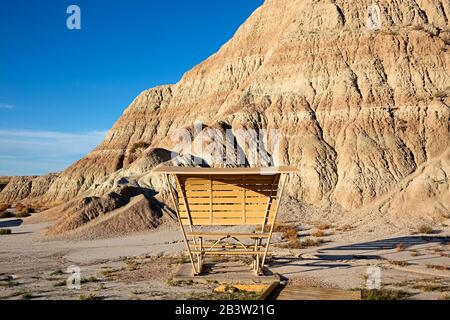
1, 0, 449, 238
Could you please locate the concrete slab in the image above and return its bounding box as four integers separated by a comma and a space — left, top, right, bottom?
173, 261, 281, 285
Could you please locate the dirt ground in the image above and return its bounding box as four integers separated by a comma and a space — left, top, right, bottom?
0, 217, 449, 300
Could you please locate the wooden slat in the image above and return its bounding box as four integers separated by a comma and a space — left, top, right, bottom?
179, 202, 277, 211
179, 197, 274, 204
180, 177, 279, 185
187, 232, 270, 238
183, 190, 273, 197
179, 212, 275, 219
181, 218, 272, 225
190, 250, 269, 255
184, 184, 278, 191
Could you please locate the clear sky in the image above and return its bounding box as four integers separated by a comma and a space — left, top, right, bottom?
0, 0, 263, 176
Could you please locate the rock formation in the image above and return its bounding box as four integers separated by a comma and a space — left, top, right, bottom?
1, 0, 449, 236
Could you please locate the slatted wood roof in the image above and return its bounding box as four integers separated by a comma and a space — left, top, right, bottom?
152, 166, 299, 175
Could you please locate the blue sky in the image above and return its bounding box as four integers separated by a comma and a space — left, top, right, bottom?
0, 0, 263, 176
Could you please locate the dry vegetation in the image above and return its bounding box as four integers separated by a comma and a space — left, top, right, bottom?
129, 141, 150, 154
278, 238, 324, 249
389, 260, 410, 267
336, 225, 354, 232
360, 288, 410, 300
426, 264, 450, 271
0, 229, 12, 235
417, 225, 434, 234
0, 203, 9, 212
310, 229, 326, 237
0, 211, 14, 219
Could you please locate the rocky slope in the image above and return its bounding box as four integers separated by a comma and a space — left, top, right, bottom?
1, 0, 449, 236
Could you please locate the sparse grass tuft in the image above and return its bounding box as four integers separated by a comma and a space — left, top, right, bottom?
389, 260, 410, 267
15, 203, 33, 216
176, 256, 189, 264
21, 292, 34, 300
50, 269, 64, 276
316, 223, 332, 230
273, 224, 298, 242
409, 250, 420, 257
15, 211, 31, 218
188, 290, 260, 300
310, 229, 326, 237
412, 283, 449, 292
417, 225, 434, 234
0, 203, 9, 212
426, 264, 449, 271
54, 280, 67, 287
337, 225, 353, 232
81, 276, 101, 284
361, 288, 410, 300
0, 229, 12, 235
279, 238, 323, 249
79, 293, 102, 300
167, 279, 193, 287
0, 211, 14, 219
395, 243, 405, 252
0, 279, 19, 287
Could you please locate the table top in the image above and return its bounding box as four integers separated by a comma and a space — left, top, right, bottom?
151, 166, 299, 175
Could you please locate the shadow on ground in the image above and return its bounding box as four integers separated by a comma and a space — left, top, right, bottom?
0, 219, 23, 228
326, 236, 450, 251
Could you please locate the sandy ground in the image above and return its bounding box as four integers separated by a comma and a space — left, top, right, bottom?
0, 217, 449, 300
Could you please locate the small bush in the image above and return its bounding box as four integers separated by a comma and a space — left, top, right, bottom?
280, 238, 323, 249
390, 260, 410, 267
426, 264, 449, 271
273, 224, 298, 242
15, 203, 33, 215
316, 223, 332, 230
0, 211, 14, 219
337, 225, 353, 232
129, 141, 150, 154
81, 276, 101, 284
15, 203, 26, 212
283, 228, 298, 241
0, 229, 12, 235
54, 280, 67, 287
79, 293, 102, 300
418, 225, 434, 234
15, 211, 31, 218
0, 203, 9, 212
396, 243, 405, 252
361, 289, 410, 300
311, 229, 326, 237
